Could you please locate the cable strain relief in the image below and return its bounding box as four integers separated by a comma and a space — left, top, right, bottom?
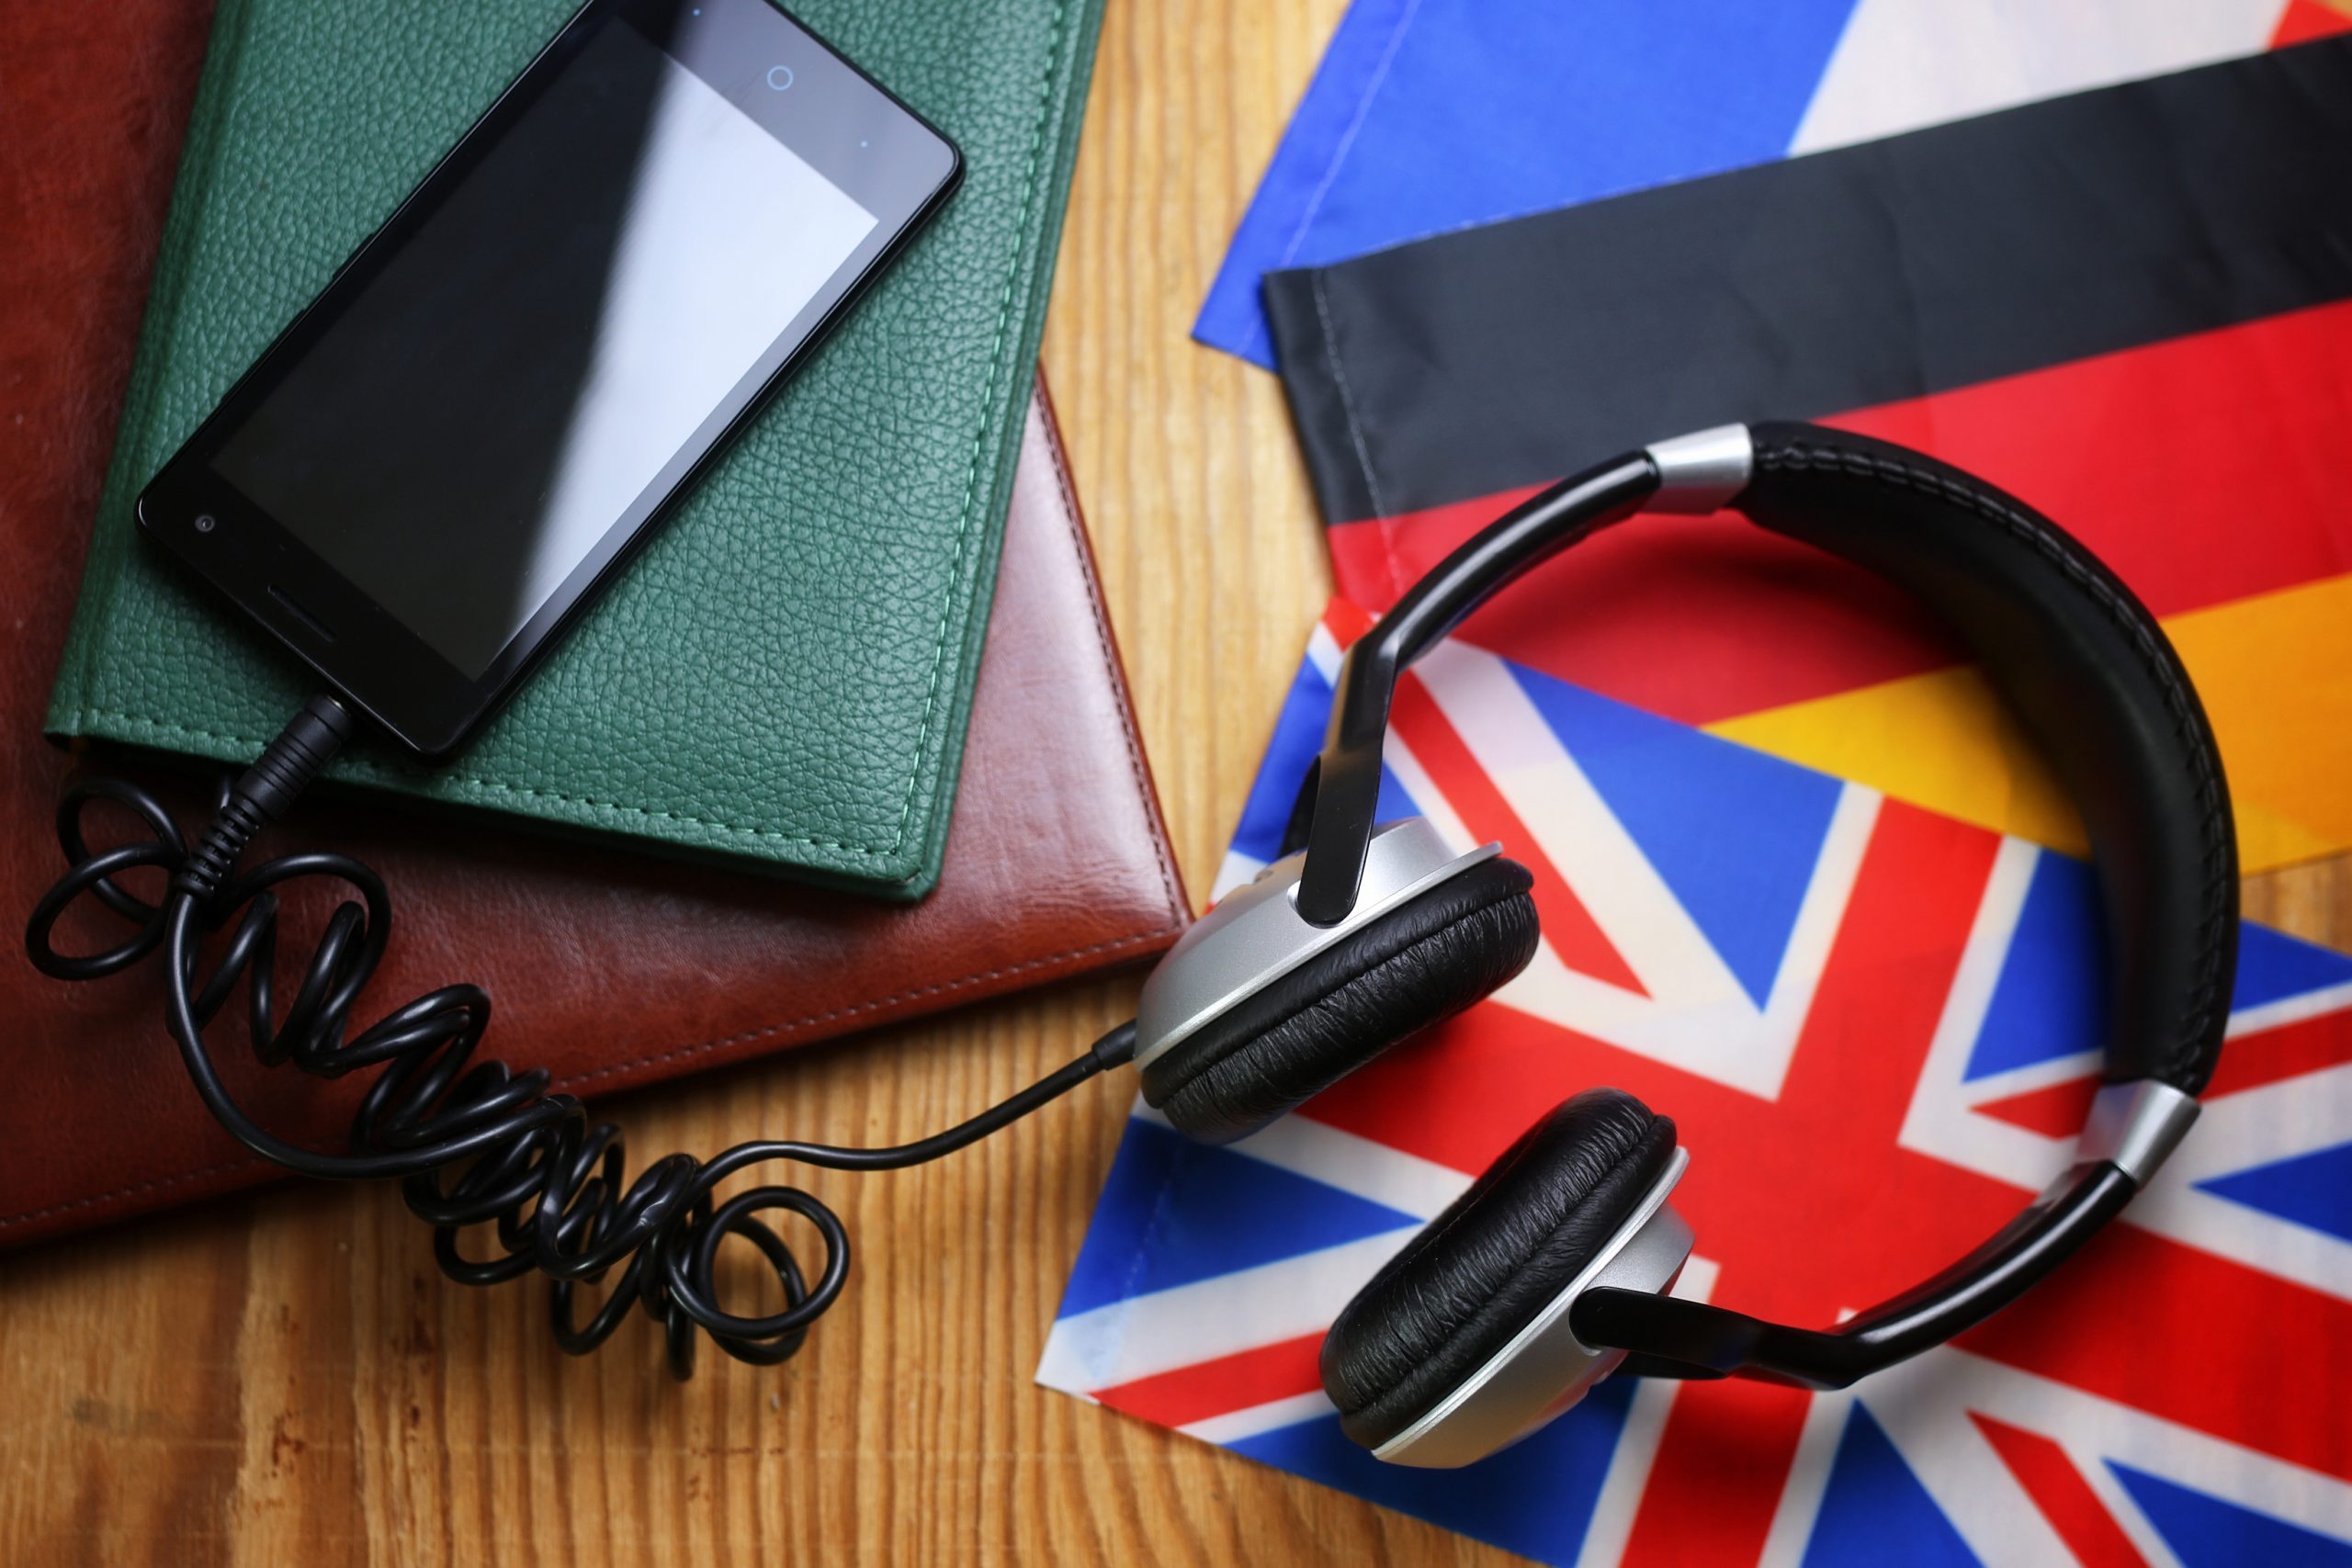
171, 795, 266, 905
236, 693, 356, 823
1091, 1020, 1139, 1071
170, 694, 356, 905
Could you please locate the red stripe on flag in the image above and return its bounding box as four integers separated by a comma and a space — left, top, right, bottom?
1976, 1076, 2099, 1139
1961, 1223, 2352, 1482
1328, 500, 1920, 726
1975, 1007, 2352, 1137
1331, 301, 2352, 725
1091, 1333, 1326, 1430
1621, 1380, 1812, 1568
1320, 598, 1377, 649
1388, 671, 1648, 996
2276, 0, 2352, 45
1833, 300, 2352, 612
1970, 1413, 2148, 1568
2208, 1008, 2352, 1100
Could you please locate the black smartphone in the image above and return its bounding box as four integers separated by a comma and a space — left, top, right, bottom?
135, 0, 959, 757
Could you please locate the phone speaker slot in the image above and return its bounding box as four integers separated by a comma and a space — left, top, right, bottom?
266, 584, 338, 643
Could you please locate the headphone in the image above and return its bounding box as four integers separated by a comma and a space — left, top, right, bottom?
1122, 420, 2236, 1468
28, 419, 2237, 1442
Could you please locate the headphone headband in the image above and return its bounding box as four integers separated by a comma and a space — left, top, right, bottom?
1288, 419, 2233, 1390
1292, 451, 1660, 925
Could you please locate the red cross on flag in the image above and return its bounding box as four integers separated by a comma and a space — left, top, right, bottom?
1040, 603, 2352, 1565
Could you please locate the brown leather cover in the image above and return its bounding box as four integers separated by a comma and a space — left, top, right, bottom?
0, 2, 1187, 1248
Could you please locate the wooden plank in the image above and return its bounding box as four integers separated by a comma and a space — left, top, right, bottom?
3, 0, 2345, 1562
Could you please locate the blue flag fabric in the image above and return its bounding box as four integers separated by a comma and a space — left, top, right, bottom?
1193, 0, 1863, 367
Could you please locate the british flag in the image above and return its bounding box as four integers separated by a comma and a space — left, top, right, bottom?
1038, 602, 2352, 1565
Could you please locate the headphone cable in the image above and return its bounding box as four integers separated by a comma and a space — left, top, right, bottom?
25, 691, 1138, 1375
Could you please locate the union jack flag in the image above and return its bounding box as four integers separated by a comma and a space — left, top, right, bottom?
1038, 602, 2352, 1565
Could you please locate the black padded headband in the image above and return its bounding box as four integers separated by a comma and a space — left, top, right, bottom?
1738, 423, 2234, 1095
1289, 419, 2235, 1387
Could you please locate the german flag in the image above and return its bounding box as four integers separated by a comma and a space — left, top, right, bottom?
1266, 34, 2352, 872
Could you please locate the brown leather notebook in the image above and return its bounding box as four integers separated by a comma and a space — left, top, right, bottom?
0, 2, 1186, 1249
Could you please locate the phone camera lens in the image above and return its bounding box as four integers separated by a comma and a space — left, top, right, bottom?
193, 513, 218, 535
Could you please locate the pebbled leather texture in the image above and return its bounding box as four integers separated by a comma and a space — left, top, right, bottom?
1141, 857, 1539, 1145
1320, 1089, 1677, 1451
0, 0, 1185, 1247
1741, 423, 2235, 1095
44, 0, 1107, 896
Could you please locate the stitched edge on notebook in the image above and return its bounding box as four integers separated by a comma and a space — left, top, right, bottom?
876, 0, 1076, 861
1035, 395, 1191, 924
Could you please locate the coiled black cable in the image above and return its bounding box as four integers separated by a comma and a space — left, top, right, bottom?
26, 693, 1137, 1377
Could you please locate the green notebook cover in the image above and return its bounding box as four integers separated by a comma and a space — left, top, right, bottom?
45, 0, 1102, 897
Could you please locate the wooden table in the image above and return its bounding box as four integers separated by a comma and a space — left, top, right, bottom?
3, 2, 2344, 1563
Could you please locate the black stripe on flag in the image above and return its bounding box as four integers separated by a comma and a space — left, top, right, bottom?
1265, 36, 2352, 526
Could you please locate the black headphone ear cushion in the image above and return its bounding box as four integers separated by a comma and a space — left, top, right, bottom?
1140, 856, 1540, 1145
1320, 1088, 1678, 1451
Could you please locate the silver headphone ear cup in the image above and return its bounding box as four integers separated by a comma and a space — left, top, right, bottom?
1321, 1089, 1692, 1469
1373, 1162, 1691, 1469
1132, 818, 1496, 1072
1139, 855, 1538, 1144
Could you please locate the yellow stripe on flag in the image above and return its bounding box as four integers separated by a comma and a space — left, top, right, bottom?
1703, 573, 2352, 874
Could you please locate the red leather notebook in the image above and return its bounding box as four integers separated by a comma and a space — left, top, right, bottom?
0, 3, 1186, 1248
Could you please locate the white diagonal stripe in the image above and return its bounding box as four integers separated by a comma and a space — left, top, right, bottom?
1182, 1391, 1339, 1447
1035, 1229, 1417, 1394
1903, 837, 2048, 1180
2230, 978, 2352, 1041
1209, 1104, 1474, 1218
1414, 638, 1881, 1099
2130, 1063, 2352, 1299
1418, 640, 1748, 1011
1861, 1342, 2352, 1550
1749, 782, 1881, 1090
1759, 1387, 1856, 1568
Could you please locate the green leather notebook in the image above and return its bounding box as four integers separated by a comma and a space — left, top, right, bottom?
46, 0, 1102, 897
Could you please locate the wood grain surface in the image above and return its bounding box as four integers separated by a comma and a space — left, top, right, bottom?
3, 2, 2346, 1563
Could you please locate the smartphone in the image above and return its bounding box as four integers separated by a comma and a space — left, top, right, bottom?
135, 0, 960, 757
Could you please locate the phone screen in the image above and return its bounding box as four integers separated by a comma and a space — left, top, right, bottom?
216, 18, 877, 677
139, 0, 958, 753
